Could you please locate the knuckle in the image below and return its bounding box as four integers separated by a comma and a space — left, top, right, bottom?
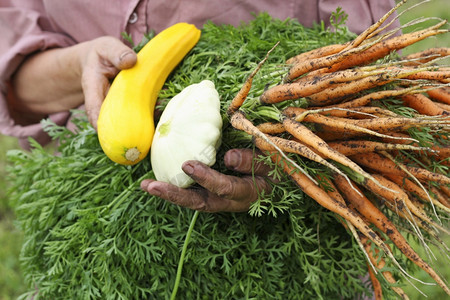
193, 201, 208, 212
214, 179, 234, 198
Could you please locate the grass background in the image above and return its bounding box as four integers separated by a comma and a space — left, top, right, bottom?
0, 0, 448, 299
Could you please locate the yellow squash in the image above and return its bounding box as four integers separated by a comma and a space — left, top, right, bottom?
97, 23, 201, 165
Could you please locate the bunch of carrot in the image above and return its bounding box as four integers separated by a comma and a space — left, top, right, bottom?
227, 1, 449, 298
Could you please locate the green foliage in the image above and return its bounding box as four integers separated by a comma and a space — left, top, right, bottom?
7, 13, 373, 299
0, 135, 27, 300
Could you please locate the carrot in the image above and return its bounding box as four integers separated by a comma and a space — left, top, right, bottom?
342, 0, 406, 51
364, 174, 449, 235
316, 174, 384, 276
254, 135, 358, 191
333, 174, 450, 295
266, 150, 407, 278
429, 145, 450, 166
435, 101, 450, 112
316, 20, 448, 75
402, 93, 449, 116
438, 184, 450, 199
303, 122, 414, 143
380, 135, 450, 161
283, 107, 421, 142
254, 135, 337, 169
285, 0, 408, 80
286, 43, 348, 65
368, 260, 384, 300
427, 87, 450, 105
304, 65, 443, 106
308, 124, 368, 141
320, 86, 423, 109
350, 152, 450, 185
312, 106, 398, 119
256, 122, 285, 135
340, 116, 449, 134
317, 175, 390, 289
312, 127, 372, 141
430, 186, 450, 209
384, 174, 450, 214
285, 40, 378, 81
404, 69, 450, 83
361, 236, 409, 300
378, 133, 449, 157
317, 175, 387, 276
282, 117, 393, 192
230, 110, 319, 184
260, 67, 388, 104
305, 74, 396, 106
403, 47, 450, 66
315, 174, 347, 206
327, 140, 430, 156
227, 42, 278, 115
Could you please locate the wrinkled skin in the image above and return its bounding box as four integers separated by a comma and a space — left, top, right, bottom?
141, 148, 273, 212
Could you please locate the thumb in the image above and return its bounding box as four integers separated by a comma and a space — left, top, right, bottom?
96, 37, 137, 70
115, 49, 137, 70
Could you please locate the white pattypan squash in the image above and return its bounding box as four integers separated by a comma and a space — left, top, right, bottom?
151, 80, 223, 188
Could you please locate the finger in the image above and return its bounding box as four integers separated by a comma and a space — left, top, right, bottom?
224, 148, 273, 177
81, 37, 137, 129
115, 50, 137, 70
182, 160, 271, 202
95, 37, 137, 70
82, 70, 110, 130
140, 179, 251, 212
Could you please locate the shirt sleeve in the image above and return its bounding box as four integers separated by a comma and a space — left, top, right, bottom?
318, 0, 400, 34
0, 4, 76, 149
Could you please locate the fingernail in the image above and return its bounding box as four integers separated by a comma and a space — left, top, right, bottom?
140, 179, 155, 192
119, 51, 132, 61
183, 163, 194, 175
147, 184, 162, 197
226, 150, 241, 168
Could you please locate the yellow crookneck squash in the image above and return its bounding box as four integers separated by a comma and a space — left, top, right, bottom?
97, 23, 201, 165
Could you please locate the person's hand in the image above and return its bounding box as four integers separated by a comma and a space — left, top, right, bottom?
10, 37, 137, 128
79, 37, 137, 129
140, 148, 274, 212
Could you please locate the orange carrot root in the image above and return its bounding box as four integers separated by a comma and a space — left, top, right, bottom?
319, 87, 422, 109
361, 236, 409, 300
427, 87, 450, 105
260, 67, 385, 104
256, 122, 285, 134
404, 70, 450, 83
402, 93, 450, 116
286, 43, 348, 64
350, 152, 450, 185
403, 47, 450, 66
327, 140, 429, 156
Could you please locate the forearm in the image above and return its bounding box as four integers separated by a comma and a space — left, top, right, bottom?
9, 43, 87, 123
8, 36, 136, 128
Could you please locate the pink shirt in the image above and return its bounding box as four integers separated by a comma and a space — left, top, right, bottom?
0, 0, 398, 149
